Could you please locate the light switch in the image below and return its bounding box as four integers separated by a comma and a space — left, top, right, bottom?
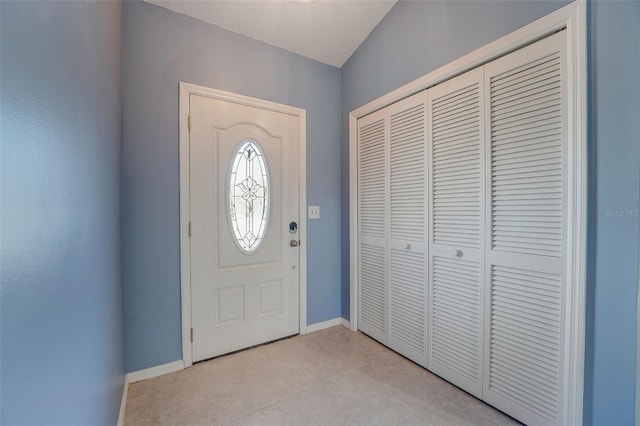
308, 206, 320, 219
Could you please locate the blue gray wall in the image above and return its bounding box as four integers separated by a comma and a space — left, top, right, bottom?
341, 0, 640, 423
0, 1, 125, 425
122, 0, 342, 372
584, 1, 640, 424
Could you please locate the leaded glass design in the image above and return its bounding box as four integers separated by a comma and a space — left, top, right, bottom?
229, 140, 270, 252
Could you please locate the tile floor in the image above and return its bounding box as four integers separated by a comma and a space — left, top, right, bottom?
125, 326, 518, 426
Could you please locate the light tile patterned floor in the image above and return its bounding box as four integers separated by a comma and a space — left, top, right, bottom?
125, 326, 518, 425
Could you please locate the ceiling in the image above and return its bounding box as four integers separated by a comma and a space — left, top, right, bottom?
143, 0, 397, 68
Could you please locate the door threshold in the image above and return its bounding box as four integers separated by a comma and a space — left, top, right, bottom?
193, 333, 299, 365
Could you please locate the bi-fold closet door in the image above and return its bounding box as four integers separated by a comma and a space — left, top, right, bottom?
481, 31, 567, 426
357, 91, 428, 367
426, 66, 486, 399
357, 30, 568, 426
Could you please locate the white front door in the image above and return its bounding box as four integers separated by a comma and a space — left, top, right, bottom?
189, 94, 300, 362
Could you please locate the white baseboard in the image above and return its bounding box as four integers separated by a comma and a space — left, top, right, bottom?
305, 317, 349, 334
340, 318, 351, 329
117, 360, 184, 425
126, 360, 185, 384
117, 375, 129, 426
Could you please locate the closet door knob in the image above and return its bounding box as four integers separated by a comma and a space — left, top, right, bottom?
454, 249, 463, 258
405, 243, 412, 250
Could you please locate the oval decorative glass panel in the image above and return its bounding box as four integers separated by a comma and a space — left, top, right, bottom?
228, 140, 270, 253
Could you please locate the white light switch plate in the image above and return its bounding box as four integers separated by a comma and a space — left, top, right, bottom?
308, 206, 320, 219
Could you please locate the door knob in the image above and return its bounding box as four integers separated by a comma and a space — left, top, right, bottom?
290, 240, 300, 247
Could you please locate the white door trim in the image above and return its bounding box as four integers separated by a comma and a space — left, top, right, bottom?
637, 215, 640, 425
180, 83, 307, 368
637, 240, 640, 426
349, 1, 587, 424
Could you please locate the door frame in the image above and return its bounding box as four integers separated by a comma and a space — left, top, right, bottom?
179, 82, 307, 367
348, 1, 586, 424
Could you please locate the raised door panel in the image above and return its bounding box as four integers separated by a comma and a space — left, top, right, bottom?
483, 30, 567, 426
357, 108, 388, 343
387, 92, 428, 367
427, 66, 486, 398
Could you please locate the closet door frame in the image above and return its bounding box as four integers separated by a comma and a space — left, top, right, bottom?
349, 1, 586, 424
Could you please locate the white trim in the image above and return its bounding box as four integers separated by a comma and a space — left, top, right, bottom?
562, 2, 587, 424
348, 2, 587, 425
637, 229, 640, 426
349, 113, 358, 332
637, 146, 640, 426
179, 83, 308, 364
116, 376, 129, 426
637, 262, 640, 426
298, 110, 308, 335
305, 317, 344, 333
126, 360, 185, 384
118, 359, 187, 424
179, 83, 192, 367
340, 318, 351, 329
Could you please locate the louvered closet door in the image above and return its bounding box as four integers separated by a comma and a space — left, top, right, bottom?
426, 66, 486, 398
357, 108, 388, 343
482, 31, 567, 426
386, 92, 428, 367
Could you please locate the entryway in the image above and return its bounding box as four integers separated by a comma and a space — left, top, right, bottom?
180, 84, 307, 364
124, 326, 518, 425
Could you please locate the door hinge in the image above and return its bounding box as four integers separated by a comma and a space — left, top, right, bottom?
188, 115, 191, 132
190, 327, 193, 342
188, 222, 192, 238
